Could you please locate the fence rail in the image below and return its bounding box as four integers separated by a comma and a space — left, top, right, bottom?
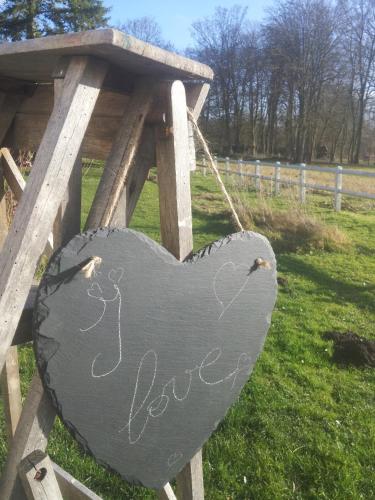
198, 157, 375, 210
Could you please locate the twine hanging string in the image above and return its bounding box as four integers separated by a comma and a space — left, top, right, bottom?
187, 108, 244, 232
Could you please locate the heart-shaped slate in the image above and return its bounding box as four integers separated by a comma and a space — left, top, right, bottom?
33, 228, 277, 489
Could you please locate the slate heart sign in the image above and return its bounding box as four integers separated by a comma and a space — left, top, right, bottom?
33, 228, 277, 489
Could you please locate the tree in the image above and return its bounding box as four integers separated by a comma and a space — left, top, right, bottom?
0, 0, 109, 41
119, 16, 174, 50
190, 6, 249, 154
339, 0, 375, 163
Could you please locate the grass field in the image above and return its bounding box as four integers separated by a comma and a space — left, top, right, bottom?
1, 168, 374, 499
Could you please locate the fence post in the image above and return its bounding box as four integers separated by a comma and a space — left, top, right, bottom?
255, 160, 261, 191
225, 157, 230, 179
275, 161, 281, 195
202, 157, 207, 176
237, 159, 243, 188
335, 165, 343, 211
299, 163, 306, 203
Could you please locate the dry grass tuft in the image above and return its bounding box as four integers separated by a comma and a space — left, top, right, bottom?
232, 194, 350, 253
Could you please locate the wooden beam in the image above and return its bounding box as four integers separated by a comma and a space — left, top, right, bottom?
0, 56, 108, 375
85, 79, 154, 229
176, 452, 204, 500
0, 148, 54, 254
18, 450, 63, 500
0, 159, 22, 445
185, 83, 210, 172
52, 462, 102, 500
0, 148, 25, 199
158, 482, 177, 500
0, 375, 56, 499
1, 347, 22, 444
156, 80, 204, 499
111, 126, 155, 227
156, 80, 193, 260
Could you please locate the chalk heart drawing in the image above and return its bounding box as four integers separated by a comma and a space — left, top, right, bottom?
33, 228, 277, 490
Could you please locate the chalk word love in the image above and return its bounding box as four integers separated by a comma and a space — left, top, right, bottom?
119, 348, 252, 444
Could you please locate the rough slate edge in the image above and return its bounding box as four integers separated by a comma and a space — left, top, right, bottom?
32, 228, 277, 488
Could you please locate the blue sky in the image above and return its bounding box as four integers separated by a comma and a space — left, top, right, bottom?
104, 1, 274, 50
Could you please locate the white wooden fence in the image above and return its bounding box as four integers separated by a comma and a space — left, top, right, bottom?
199, 157, 375, 211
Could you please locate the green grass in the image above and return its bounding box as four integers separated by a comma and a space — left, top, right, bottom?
1, 169, 374, 499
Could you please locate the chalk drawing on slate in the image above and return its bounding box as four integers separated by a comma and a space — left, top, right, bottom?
33, 229, 277, 489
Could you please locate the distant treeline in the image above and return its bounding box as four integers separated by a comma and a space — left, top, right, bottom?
188, 1, 375, 164
2, 0, 375, 165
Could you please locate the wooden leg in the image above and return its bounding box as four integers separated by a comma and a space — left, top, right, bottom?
156, 80, 204, 500
176, 452, 204, 500
18, 450, 63, 500
85, 79, 154, 229
0, 158, 23, 444
1, 346, 22, 444
0, 56, 108, 375
185, 83, 210, 172
158, 482, 177, 500
0, 148, 53, 253
156, 80, 193, 260
0, 374, 56, 499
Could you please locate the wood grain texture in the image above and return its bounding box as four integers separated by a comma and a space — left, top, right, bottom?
156, 81, 193, 261
0, 147, 25, 199
0, 148, 54, 257
85, 80, 153, 229
0, 29, 213, 83
158, 482, 177, 500
18, 450, 63, 500
176, 451, 204, 500
0, 56, 108, 375
156, 80, 201, 497
0, 164, 23, 447
0, 69, 86, 492
185, 83, 210, 172
1, 347, 22, 444
52, 462, 103, 500
111, 126, 155, 227
33, 229, 277, 490
0, 374, 56, 499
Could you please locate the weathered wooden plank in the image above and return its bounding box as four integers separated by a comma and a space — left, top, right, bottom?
0, 147, 25, 199
1, 347, 22, 444
52, 462, 103, 500
0, 157, 23, 446
11, 285, 37, 346
176, 452, 204, 500
156, 80, 193, 260
0, 374, 56, 499
0, 76, 86, 496
0, 56, 108, 375
185, 83, 210, 122
85, 80, 153, 229
18, 450, 63, 500
52, 78, 82, 249
156, 80, 204, 499
111, 126, 155, 227
0, 93, 23, 145
0, 29, 213, 83
158, 483, 177, 500
185, 83, 210, 172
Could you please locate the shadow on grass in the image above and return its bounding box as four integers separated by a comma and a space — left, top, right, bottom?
279, 254, 375, 313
